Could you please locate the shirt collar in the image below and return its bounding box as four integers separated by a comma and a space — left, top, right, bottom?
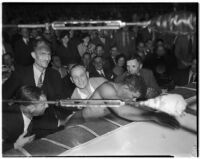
21, 112, 32, 132
33, 64, 46, 86
77, 81, 95, 99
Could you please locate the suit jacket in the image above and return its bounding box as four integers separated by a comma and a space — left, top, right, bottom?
3, 105, 63, 153
71, 77, 107, 99
114, 69, 161, 94
3, 65, 65, 101
14, 38, 34, 66
140, 69, 162, 94
89, 66, 114, 81
3, 65, 73, 120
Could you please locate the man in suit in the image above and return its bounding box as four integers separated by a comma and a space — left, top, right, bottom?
3, 86, 67, 153
70, 64, 107, 99
14, 28, 34, 66
115, 55, 161, 98
91, 30, 114, 58
3, 39, 73, 123
3, 38, 68, 101
89, 56, 114, 81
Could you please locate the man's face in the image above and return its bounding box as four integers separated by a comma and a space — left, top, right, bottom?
31, 95, 48, 116
94, 57, 103, 70
82, 54, 91, 66
156, 46, 165, 57
21, 28, 29, 39
83, 36, 90, 43
127, 59, 141, 75
3, 54, 12, 66
62, 35, 69, 45
71, 66, 89, 89
32, 42, 51, 69
117, 57, 125, 67
52, 56, 61, 68
111, 47, 119, 57
137, 42, 145, 52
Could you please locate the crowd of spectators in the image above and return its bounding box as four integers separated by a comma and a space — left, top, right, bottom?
2, 3, 197, 94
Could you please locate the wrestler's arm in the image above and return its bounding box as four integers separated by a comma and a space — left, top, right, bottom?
81, 82, 111, 119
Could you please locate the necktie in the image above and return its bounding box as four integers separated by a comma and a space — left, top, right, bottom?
37, 72, 44, 88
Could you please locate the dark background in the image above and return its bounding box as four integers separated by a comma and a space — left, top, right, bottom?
2, 3, 198, 24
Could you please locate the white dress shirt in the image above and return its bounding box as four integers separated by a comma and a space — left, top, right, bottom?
33, 65, 46, 87
21, 112, 32, 133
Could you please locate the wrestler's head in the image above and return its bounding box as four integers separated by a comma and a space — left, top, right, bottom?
119, 74, 147, 100
70, 64, 89, 89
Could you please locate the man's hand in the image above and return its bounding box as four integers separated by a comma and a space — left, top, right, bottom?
14, 131, 35, 149
151, 112, 180, 129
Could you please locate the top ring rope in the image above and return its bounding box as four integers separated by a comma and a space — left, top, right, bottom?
3, 12, 196, 35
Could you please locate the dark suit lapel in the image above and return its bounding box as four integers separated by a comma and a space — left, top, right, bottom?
30, 65, 36, 86
41, 68, 49, 96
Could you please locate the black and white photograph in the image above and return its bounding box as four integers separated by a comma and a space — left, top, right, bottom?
2, 1, 198, 157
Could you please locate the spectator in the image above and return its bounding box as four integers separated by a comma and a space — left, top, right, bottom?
89, 56, 114, 81
70, 64, 107, 99
14, 28, 34, 66
91, 30, 114, 58
77, 33, 96, 57
112, 54, 126, 79
107, 45, 121, 70
51, 55, 68, 78
81, 52, 92, 71
3, 85, 70, 153
2, 53, 15, 83
3, 38, 71, 101
115, 54, 161, 98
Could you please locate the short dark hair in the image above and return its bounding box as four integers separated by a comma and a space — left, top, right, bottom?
115, 54, 126, 64
82, 52, 91, 59
122, 74, 147, 98
32, 38, 51, 51
92, 56, 103, 64
15, 85, 44, 107
60, 30, 70, 40
127, 54, 143, 64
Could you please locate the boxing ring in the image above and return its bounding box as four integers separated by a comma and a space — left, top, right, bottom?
4, 82, 197, 157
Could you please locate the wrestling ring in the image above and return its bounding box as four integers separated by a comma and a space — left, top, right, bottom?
4, 82, 197, 157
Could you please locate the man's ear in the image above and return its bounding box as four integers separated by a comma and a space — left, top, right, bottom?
86, 71, 89, 78
70, 77, 74, 84
139, 63, 143, 69
31, 52, 36, 60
